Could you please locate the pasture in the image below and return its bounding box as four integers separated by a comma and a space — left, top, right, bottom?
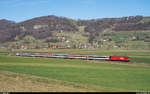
0, 55, 150, 92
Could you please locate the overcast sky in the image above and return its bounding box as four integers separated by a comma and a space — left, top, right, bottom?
0, 0, 150, 22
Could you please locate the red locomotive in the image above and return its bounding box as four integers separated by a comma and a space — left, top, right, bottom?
109, 56, 131, 62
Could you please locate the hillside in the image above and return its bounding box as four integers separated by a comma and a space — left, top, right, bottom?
0, 15, 78, 42
0, 15, 150, 49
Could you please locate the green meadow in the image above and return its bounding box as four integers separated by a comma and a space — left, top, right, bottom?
0, 49, 150, 91
0, 56, 150, 91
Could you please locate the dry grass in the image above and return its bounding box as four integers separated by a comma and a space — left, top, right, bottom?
0, 70, 126, 92
0, 70, 128, 92
0, 70, 96, 92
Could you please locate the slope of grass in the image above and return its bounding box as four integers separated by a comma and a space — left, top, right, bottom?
0, 56, 150, 91
138, 17, 150, 24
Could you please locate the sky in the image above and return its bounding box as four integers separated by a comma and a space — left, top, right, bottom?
0, 0, 150, 22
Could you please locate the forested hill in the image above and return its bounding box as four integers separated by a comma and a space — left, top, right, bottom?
0, 15, 150, 43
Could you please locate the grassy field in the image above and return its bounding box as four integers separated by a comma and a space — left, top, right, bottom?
0, 49, 150, 91
0, 56, 150, 92
0, 70, 96, 92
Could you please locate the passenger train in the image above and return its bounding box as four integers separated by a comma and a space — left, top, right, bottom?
16, 53, 131, 62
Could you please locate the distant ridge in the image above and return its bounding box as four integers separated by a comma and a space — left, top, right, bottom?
0, 15, 150, 43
